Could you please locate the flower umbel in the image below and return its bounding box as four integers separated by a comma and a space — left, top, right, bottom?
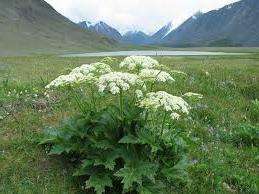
97, 72, 144, 95
45, 73, 86, 89
139, 91, 190, 115
119, 56, 159, 70
139, 69, 175, 83
46, 62, 112, 89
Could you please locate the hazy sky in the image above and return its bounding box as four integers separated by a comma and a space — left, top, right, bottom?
45, 0, 239, 34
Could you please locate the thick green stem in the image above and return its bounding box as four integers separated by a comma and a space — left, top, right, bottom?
144, 110, 149, 124
74, 91, 87, 115
90, 86, 96, 111
119, 89, 123, 121
69, 87, 87, 115
161, 112, 167, 136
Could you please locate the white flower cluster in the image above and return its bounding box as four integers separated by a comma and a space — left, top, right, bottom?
97, 72, 144, 94
91, 62, 112, 74
71, 62, 112, 75
135, 89, 144, 99
139, 69, 175, 83
46, 62, 112, 89
139, 91, 190, 119
45, 73, 86, 89
183, 92, 203, 99
119, 56, 159, 70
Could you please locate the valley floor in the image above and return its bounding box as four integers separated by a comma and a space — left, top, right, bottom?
0, 53, 258, 193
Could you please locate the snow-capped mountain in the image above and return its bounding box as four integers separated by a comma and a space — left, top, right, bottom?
121, 31, 152, 45
151, 22, 173, 42
78, 21, 122, 41
162, 0, 259, 46
78, 20, 93, 29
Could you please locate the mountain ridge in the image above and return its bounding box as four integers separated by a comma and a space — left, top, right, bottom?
78, 20, 122, 41
162, 0, 259, 46
0, 0, 117, 55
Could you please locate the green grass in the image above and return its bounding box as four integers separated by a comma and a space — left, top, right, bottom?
0, 54, 258, 193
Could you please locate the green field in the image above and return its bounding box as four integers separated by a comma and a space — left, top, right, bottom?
0, 53, 258, 193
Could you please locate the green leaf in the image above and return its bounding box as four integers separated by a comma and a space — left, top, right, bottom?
49, 144, 70, 155
73, 160, 94, 176
138, 181, 166, 194
119, 134, 139, 144
94, 149, 121, 170
86, 173, 113, 194
115, 161, 158, 191
39, 127, 59, 145
137, 129, 161, 153
161, 156, 190, 182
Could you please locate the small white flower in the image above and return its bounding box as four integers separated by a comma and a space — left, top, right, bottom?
135, 89, 143, 99
139, 69, 175, 83
119, 56, 159, 70
45, 73, 86, 89
183, 92, 203, 99
90, 62, 112, 74
139, 91, 190, 116
170, 112, 180, 120
97, 72, 144, 95
46, 62, 112, 89
0, 116, 3, 120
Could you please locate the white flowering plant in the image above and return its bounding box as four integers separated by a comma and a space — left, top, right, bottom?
41, 56, 203, 194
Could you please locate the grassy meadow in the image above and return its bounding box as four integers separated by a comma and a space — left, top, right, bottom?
0, 53, 258, 193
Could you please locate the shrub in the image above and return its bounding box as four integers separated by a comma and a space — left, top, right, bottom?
41, 56, 203, 193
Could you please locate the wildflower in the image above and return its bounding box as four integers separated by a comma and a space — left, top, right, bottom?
97, 72, 144, 94
135, 89, 144, 99
45, 73, 87, 88
139, 69, 175, 82
119, 56, 159, 70
170, 112, 181, 120
70, 64, 94, 75
139, 91, 190, 115
183, 92, 203, 99
71, 62, 112, 75
90, 62, 112, 74
45, 62, 112, 89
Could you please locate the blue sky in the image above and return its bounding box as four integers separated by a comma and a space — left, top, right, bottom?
45, 0, 239, 34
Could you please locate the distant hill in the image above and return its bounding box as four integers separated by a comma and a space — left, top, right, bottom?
163, 0, 259, 47
0, 0, 117, 55
121, 31, 152, 45
78, 21, 122, 41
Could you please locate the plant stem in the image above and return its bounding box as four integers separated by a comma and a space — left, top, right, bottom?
90, 86, 96, 111
119, 89, 123, 121
161, 112, 167, 136
69, 87, 87, 115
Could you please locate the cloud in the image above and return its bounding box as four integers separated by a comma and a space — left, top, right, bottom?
45, 0, 240, 34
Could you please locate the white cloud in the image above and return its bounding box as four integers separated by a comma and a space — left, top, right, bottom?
45, 0, 240, 34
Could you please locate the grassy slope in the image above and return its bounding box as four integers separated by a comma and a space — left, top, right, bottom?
0, 0, 119, 56
0, 54, 258, 193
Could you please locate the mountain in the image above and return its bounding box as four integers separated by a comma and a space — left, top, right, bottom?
0, 0, 116, 55
78, 20, 93, 29
151, 22, 173, 43
121, 31, 151, 45
163, 0, 259, 47
78, 21, 122, 41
